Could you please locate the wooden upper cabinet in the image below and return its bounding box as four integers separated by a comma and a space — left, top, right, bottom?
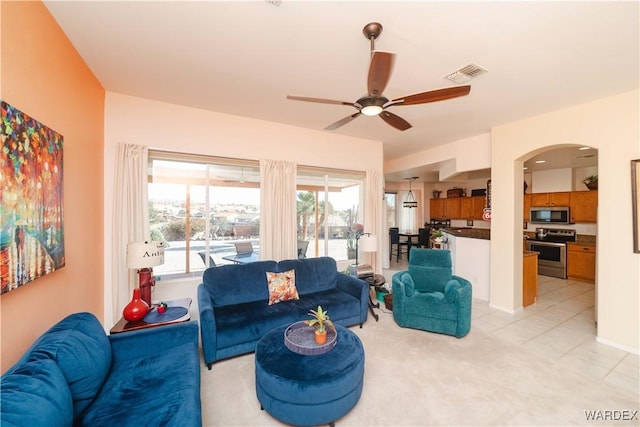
443, 198, 461, 219
459, 197, 473, 219
530, 192, 571, 207
430, 198, 445, 218
524, 194, 531, 221
472, 196, 486, 219
570, 190, 598, 223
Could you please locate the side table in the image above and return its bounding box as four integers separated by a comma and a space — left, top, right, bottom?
364, 274, 386, 321
110, 297, 192, 334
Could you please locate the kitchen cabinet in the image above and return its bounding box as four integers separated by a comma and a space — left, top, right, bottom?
443, 197, 461, 219
430, 198, 444, 218
570, 190, 597, 223
567, 243, 596, 282
523, 251, 538, 307
530, 191, 571, 207
430, 197, 461, 219
524, 194, 531, 221
459, 196, 485, 219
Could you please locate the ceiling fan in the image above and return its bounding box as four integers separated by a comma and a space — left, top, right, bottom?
287, 22, 471, 131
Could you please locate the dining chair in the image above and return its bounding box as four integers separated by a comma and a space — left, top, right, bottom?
418, 227, 431, 248
389, 228, 409, 262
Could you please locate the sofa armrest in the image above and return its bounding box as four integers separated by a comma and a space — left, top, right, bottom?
336, 273, 369, 324
392, 271, 413, 297
197, 284, 218, 368
109, 320, 199, 363
444, 276, 472, 304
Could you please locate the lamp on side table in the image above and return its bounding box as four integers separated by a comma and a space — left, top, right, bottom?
126, 241, 165, 307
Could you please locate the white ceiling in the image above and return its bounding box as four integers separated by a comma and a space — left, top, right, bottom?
44, 1, 638, 178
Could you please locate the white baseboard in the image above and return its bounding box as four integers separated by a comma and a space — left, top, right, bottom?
596, 336, 640, 355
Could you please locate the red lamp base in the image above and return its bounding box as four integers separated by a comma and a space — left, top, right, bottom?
137, 268, 155, 307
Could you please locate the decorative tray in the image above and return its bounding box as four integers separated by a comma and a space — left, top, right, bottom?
143, 306, 188, 324
284, 321, 337, 355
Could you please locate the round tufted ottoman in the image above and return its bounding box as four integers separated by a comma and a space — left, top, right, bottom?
255, 324, 365, 427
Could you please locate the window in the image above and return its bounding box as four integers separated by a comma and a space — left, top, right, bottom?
147, 151, 365, 280
385, 192, 397, 229
148, 152, 260, 279
296, 167, 365, 262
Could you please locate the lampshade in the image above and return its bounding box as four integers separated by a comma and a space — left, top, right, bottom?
126, 241, 165, 269
359, 234, 377, 252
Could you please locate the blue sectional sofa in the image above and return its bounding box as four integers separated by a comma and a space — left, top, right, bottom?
198, 256, 369, 369
0, 312, 201, 426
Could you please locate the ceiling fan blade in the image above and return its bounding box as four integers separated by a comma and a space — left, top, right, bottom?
325, 113, 361, 131
367, 52, 395, 97
287, 95, 354, 106
392, 85, 471, 106
380, 111, 412, 131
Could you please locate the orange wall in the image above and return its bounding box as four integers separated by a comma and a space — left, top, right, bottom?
0, 1, 105, 372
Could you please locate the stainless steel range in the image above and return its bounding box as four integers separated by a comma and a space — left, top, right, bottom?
525, 228, 576, 279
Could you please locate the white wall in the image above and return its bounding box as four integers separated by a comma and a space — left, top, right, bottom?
491, 90, 640, 353
531, 168, 572, 193
103, 92, 385, 326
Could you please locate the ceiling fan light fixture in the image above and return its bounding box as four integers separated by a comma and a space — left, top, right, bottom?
361, 105, 383, 116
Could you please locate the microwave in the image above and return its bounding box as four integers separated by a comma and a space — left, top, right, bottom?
530, 206, 571, 224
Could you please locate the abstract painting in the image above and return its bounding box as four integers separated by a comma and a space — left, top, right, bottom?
1, 100, 65, 294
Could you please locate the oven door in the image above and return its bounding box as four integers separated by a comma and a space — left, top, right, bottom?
526, 240, 567, 279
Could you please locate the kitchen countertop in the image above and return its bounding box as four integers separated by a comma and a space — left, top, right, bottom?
442, 227, 491, 240
523, 250, 539, 257
575, 235, 596, 245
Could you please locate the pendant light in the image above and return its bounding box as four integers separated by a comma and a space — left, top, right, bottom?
403, 177, 418, 208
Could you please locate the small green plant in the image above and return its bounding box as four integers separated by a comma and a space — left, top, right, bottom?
583, 174, 598, 190
304, 305, 335, 333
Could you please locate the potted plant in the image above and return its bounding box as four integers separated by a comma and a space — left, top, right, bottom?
583, 174, 598, 190
304, 305, 335, 345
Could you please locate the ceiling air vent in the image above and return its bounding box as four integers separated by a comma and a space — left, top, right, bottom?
445, 63, 487, 84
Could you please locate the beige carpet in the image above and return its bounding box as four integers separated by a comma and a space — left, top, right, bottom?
200, 309, 638, 426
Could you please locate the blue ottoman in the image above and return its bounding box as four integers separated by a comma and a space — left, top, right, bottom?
255, 324, 365, 426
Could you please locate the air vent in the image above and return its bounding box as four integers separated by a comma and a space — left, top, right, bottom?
445, 63, 487, 84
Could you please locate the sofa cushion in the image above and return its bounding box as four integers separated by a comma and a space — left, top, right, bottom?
277, 257, 338, 296
408, 265, 452, 293
215, 289, 360, 349
27, 312, 111, 418
203, 261, 278, 306
0, 358, 74, 427
78, 339, 201, 426
267, 269, 299, 305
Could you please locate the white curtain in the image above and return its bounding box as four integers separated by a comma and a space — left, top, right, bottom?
112, 143, 149, 320
364, 169, 384, 272
260, 159, 297, 261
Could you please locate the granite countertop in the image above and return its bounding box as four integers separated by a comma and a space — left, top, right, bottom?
442, 227, 491, 240
575, 235, 596, 245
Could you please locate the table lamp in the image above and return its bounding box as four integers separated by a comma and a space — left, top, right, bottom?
126, 241, 165, 307
349, 233, 377, 278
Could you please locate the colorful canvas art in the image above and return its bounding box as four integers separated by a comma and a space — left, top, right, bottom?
1, 100, 65, 294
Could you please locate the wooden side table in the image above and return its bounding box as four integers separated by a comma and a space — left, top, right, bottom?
110, 298, 192, 334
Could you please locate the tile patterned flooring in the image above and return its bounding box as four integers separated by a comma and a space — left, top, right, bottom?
384, 260, 639, 401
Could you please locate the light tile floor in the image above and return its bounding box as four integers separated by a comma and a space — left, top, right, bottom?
384, 259, 639, 400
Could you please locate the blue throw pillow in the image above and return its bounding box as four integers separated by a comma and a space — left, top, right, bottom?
0, 358, 73, 427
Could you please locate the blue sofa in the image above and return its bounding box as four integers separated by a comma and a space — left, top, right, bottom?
0, 312, 201, 426
198, 256, 369, 369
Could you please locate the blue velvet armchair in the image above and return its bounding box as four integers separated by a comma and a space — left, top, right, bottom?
392, 249, 472, 338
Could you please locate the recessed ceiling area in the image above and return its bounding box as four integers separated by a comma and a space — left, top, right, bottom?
524, 146, 598, 173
